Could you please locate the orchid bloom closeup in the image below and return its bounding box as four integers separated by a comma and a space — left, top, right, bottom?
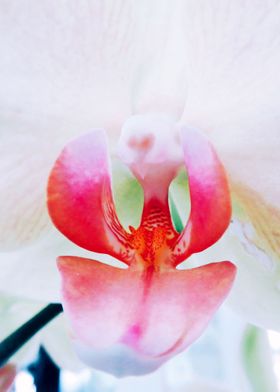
47, 115, 236, 376
1, 2, 280, 383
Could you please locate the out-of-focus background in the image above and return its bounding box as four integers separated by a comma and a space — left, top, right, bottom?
8, 304, 280, 392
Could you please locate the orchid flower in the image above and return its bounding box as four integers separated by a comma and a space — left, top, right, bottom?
46, 115, 236, 376
1, 0, 280, 373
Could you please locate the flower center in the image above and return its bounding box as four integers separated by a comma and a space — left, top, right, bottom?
117, 114, 185, 271
129, 198, 179, 271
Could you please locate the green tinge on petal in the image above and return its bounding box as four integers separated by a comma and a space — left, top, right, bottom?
169, 168, 190, 231
231, 183, 280, 264
169, 195, 184, 233
112, 159, 143, 230
113, 163, 190, 233
242, 326, 278, 392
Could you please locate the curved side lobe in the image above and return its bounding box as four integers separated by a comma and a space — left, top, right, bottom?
47, 131, 132, 264
173, 126, 231, 264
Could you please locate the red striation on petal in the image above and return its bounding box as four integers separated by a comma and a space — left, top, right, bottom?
47, 131, 133, 264
58, 256, 236, 362
129, 197, 179, 270
172, 126, 232, 264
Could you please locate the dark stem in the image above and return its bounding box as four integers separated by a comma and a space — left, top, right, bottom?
0, 303, 63, 367
28, 346, 60, 392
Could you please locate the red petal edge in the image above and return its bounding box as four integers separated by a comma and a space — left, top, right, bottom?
172, 126, 231, 264
47, 131, 132, 264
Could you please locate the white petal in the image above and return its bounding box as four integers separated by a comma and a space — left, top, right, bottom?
0, 114, 70, 250
74, 340, 163, 378
197, 229, 280, 331
0, 1, 185, 128
42, 314, 86, 371
0, 1, 186, 299
0, 2, 133, 127
0, 294, 43, 365
179, 1, 280, 210
176, 1, 280, 326
0, 227, 120, 302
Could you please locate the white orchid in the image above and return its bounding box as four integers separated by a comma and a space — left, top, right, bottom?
1, 0, 280, 382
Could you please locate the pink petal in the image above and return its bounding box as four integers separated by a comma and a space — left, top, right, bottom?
58, 256, 236, 375
173, 126, 231, 263
138, 261, 236, 357
47, 131, 132, 265
57, 256, 141, 349
0, 364, 16, 392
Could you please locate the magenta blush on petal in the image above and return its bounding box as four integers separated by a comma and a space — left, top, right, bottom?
172, 126, 232, 263
47, 130, 133, 264
48, 117, 236, 376
58, 257, 236, 376
57, 257, 141, 349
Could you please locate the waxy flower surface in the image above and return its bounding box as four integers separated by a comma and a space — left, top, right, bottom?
47, 115, 236, 376
1, 1, 280, 379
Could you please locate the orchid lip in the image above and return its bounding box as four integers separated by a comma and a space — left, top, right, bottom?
75, 341, 164, 378
56, 257, 236, 375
